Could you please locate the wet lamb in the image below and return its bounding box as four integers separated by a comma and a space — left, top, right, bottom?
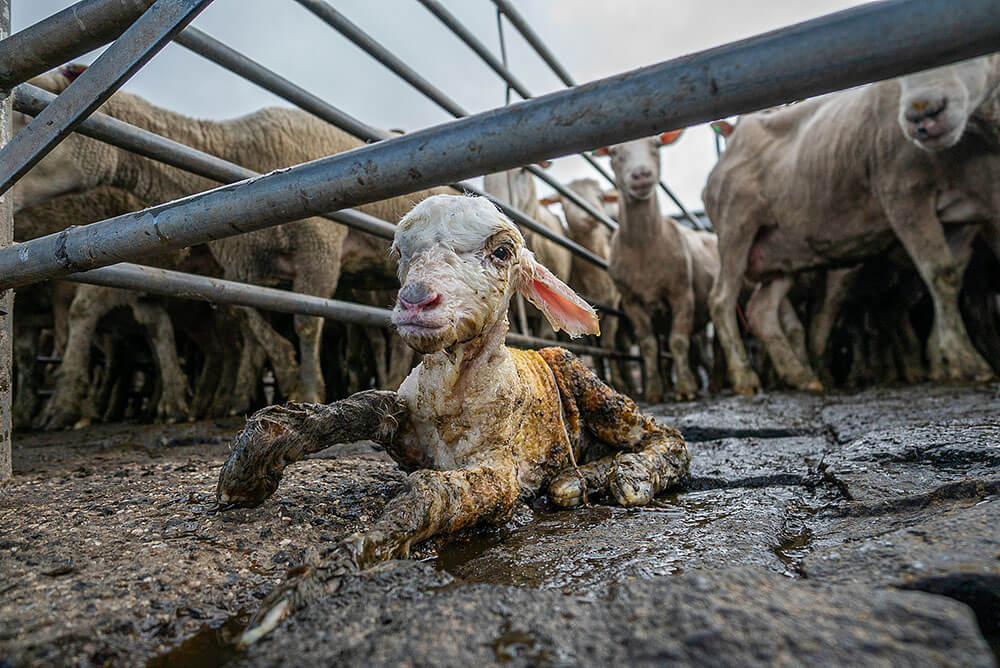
216, 194, 690, 645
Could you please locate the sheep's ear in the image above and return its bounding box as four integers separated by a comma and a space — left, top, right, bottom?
518, 253, 599, 337
538, 196, 559, 207
659, 129, 683, 145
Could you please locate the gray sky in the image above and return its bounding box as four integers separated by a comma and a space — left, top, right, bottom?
14, 0, 870, 214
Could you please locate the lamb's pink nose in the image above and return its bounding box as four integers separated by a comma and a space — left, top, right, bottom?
397, 283, 441, 311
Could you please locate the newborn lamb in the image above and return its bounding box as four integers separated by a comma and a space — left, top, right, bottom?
217, 194, 690, 645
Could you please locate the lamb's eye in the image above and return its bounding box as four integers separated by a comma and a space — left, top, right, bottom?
491, 246, 510, 262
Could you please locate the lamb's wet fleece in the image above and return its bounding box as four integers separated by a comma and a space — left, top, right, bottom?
541, 347, 690, 506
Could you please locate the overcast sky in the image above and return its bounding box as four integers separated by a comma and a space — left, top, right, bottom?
14, 0, 871, 215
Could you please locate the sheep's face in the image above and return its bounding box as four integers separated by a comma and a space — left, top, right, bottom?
597, 131, 682, 202
897, 55, 998, 151
391, 195, 599, 354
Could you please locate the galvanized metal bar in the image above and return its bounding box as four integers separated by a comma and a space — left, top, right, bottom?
417, 0, 620, 223
418, 0, 532, 98
68, 262, 638, 360
658, 179, 706, 230
2, 0, 998, 289
294, 0, 467, 117
13, 83, 397, 241
295, 0, 619, 232
491, 0, 707, 230
173, 26, 379, 143
0, 0, 155, 90
172, 24, 609, 267
0, 0, 11, 483
490, 0, 575, 87
0, 0, 212, 196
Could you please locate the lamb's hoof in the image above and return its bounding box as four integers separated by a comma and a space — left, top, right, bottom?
608, 456, 653, 507
732, 370, 762, 395
72, 417, 93, 430
548, 473, 585, 507
673, 390, 698, 402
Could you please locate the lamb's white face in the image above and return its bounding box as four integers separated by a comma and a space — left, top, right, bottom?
391, 194, 601, 354
897, 56, 995, 151
391, 195, 527, 353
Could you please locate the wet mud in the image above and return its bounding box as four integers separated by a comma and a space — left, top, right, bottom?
2, 383, 999, 666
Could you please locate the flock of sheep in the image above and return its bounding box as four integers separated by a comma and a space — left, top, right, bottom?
9, 52, 1000, 431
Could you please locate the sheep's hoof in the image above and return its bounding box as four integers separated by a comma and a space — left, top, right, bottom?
804, 380, 825, 393
673, 390, 698, 402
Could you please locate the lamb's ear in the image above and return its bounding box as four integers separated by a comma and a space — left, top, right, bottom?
518, 253, 599, 337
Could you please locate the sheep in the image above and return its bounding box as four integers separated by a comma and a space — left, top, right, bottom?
216, 194, 690, 646
14, 66, 452, 412
11, 187, 219, 429
597, 133, 720, 401
703, 55, 1000, 393
542, 178, 631, 392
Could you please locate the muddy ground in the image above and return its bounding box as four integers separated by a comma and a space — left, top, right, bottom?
1, 383, 998, 666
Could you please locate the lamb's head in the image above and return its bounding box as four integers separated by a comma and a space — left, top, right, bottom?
595, 131, 682, 201
390, 194, 599, 354
897, 55, 1000, 151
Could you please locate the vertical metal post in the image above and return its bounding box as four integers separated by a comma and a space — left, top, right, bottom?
0, 0, 13, 483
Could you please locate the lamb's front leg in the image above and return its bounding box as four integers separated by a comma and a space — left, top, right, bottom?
542, 348, 690, 507
216, 390, 407, 507
237, 462, 521, 647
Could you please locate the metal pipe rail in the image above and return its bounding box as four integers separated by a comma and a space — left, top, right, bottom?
417, 0, 619, 231
491, 0, 707, 231
13, 84, 398, 241
2, 0, 998, 289
68, 262, 639, 360
293, 0, 620, 235
172, 25, 609, 268
0, 0, 212, 195
0, 0, 156, 90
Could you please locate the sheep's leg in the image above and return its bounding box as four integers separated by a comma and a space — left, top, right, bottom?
778, 297, 809, 367
130, 299, 190, 423
710, 226, 762, 394
217, 390, 408, 508
882, 199, 993, 382
666, 287, 698, 401
622, 298, 664, 403
236, 461, 520, 648
808, 267, 859, 384
240, 307, 302, 398
746, 278, 824, 391
598, 311, 629, 393
543, 348, 689, 508
293, 314, 326, 403
38, 287, 127, 430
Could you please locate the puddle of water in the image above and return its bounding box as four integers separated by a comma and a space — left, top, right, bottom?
145, 611, 248, 668
435, 487, 802, 594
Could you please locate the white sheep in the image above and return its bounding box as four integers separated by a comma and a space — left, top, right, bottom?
14, 66, 453, 413
597, 133, 720, 401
